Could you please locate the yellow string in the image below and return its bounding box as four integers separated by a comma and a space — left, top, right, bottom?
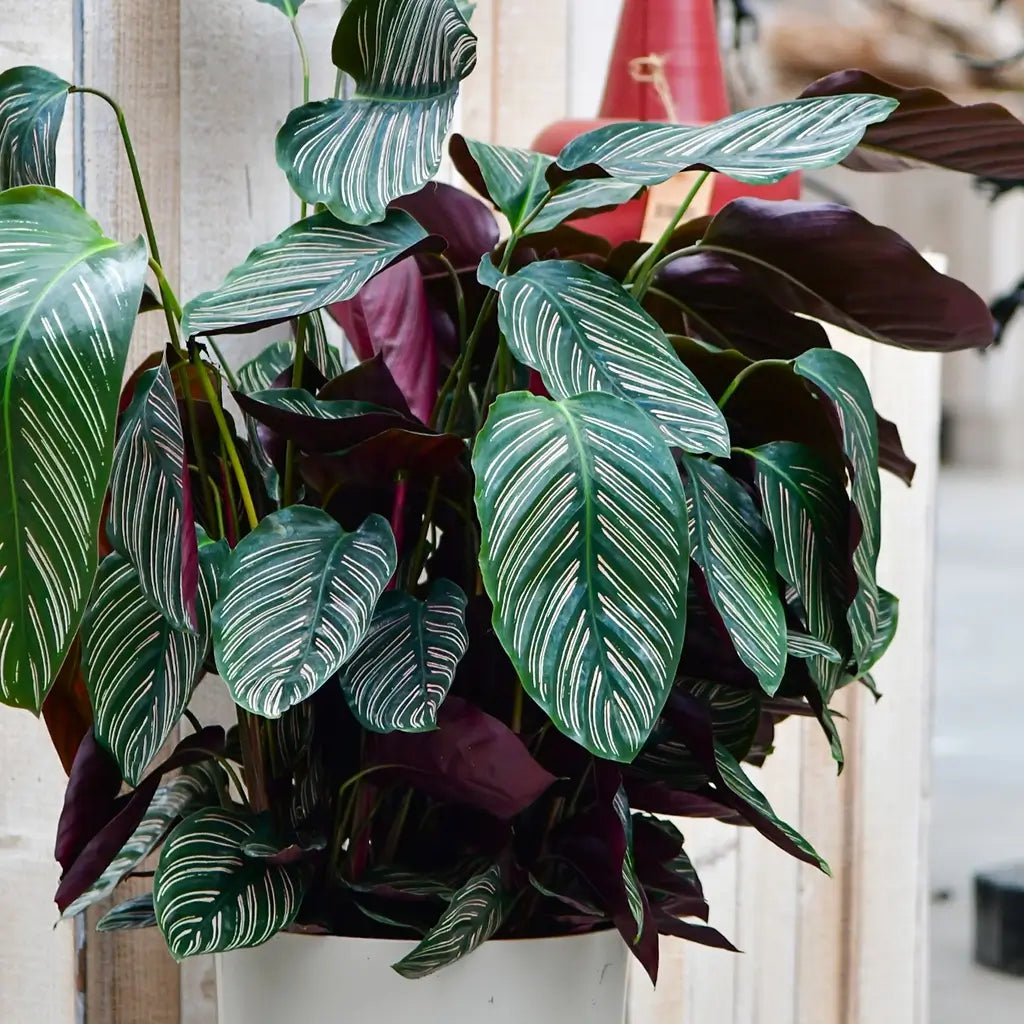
628, 54, 678, 123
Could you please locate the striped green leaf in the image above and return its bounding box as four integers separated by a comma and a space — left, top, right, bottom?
0, 66, 70, 189
181, 209, 433, 338
154, 806, 305, 960
689, 681, 761, 761
0, 187, 147, 711
861, 587, 898, 675
107, 359, 198, 632
794, 349, 880, 667
474, 391, 689, 762
300, 309, 345, 380
340, 578, 469, 733
714, 741, 829, 873
682, 456, 787, 694
62, 761, 225, 918
392, 863, 509, 979
493, 261, 729, 456
82, 535, 228, 785
213, 507, 397, 718
96, 894, 158, 932
276, 0, 476, 225
613, 787, 645, 942
237, 339, 293, 394
786, 630, 842, 663
750, 443, 851, 699
453, 136, 642, 234
554, 94, 898, 187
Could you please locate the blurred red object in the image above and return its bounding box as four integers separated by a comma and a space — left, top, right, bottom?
532, 0, 800, 245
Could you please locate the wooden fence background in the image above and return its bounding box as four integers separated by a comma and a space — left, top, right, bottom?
0, 2, 941, 1021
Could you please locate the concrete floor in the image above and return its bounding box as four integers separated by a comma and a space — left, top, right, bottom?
930, 472, 1024, 1021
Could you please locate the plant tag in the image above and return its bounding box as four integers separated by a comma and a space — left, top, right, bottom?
640, 171, 716, 242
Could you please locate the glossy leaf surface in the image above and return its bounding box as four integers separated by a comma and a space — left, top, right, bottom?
0, 66, 70, 189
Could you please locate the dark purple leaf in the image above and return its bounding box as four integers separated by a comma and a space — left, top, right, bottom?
42, 637, 93, 776
799, 70, 1024, 178
653, 912, 739, 952
54, 727, 225, 913
654, 251, 832, 360
365, 697, 556, 820
699, 198, 995, 351
318, 354, 414, 417
327, 258, 438, 423
392, 182, 500, 271
878, 413, 915, 484
625, 781, 747, 823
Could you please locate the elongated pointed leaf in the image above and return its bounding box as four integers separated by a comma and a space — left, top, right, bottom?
213, 507, 396, 718
82, 536, 227, 785
699, 198, 994, 351
341, 579, 469, 733
299, 309, 345, 381
861, 588, 898, 675
786, 630, 842, 663
451, 135, 641, 234
0, 66, 70, 189
61, 761, 224, 918
682, 456, 787, 694
0, 187, 147, 711
794, 349, 880, 666
276, 0, 477, 225
799, 70, 1024, 178
553, 94, 897, 187
96, 893, 158, 932
107, 359, 199, 631
493, 261, 729, 456
613, 787, 645, 942
236, 339, 293, 394
750, 442, 851, 699
392, 863, 509, 978
474, 391, 688, 761
154, 807, 305, 959
181, 209, 437, 338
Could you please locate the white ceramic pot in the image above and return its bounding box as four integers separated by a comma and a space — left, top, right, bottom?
217, 927, 628, 1024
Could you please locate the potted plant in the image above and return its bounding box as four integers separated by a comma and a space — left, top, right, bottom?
2, 1, 1023, 1021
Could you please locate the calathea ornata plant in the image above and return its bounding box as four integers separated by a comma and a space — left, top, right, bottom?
0, 0, 1020, 982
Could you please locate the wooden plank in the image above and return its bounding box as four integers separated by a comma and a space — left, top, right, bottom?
0, 6, 80, 1022
78, 3, 185, 1020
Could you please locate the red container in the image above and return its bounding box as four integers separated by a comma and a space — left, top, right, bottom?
532, 0, 800, 245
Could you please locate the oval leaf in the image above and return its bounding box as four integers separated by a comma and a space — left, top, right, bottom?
794, 348, 880, 666
341, 579, 469, 733
494, 261, 729, 456
61, 761, 224, 918
107, 358, 199, 631
181, 209, 435, 338
276, 0, 477, 225
451, 135, 641, 235
82, 537, 227, 785
213, 507, 397, 718
681, 456, 787, 694
0, 187, 147, 711
474, 391, 689, 762
392, 863, 509, 979
749, 442, 852, 699
0, 66, 70, 189
154, 806, 305, 960
553, 94, 898, 187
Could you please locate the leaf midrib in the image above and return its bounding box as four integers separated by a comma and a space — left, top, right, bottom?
2, 235, 119, 699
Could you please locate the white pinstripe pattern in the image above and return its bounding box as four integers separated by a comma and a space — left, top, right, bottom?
0, 187, 147, 711
556, 94, 899, 187
107, 358, 197, 632
279, 0, 477, 224
393, 863, 508, 978
0, 66, 70, 189
154, 807, 304, 960
81, 537, 226, 785
473, 391, 688, 763
682, 455, 788, 694
62, 761, 224, 919
496, 260, 730, 456
341, 578, 469, 733
181, 209, 428, 337
212, 506, 396, 718
794, 349, 881, 667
